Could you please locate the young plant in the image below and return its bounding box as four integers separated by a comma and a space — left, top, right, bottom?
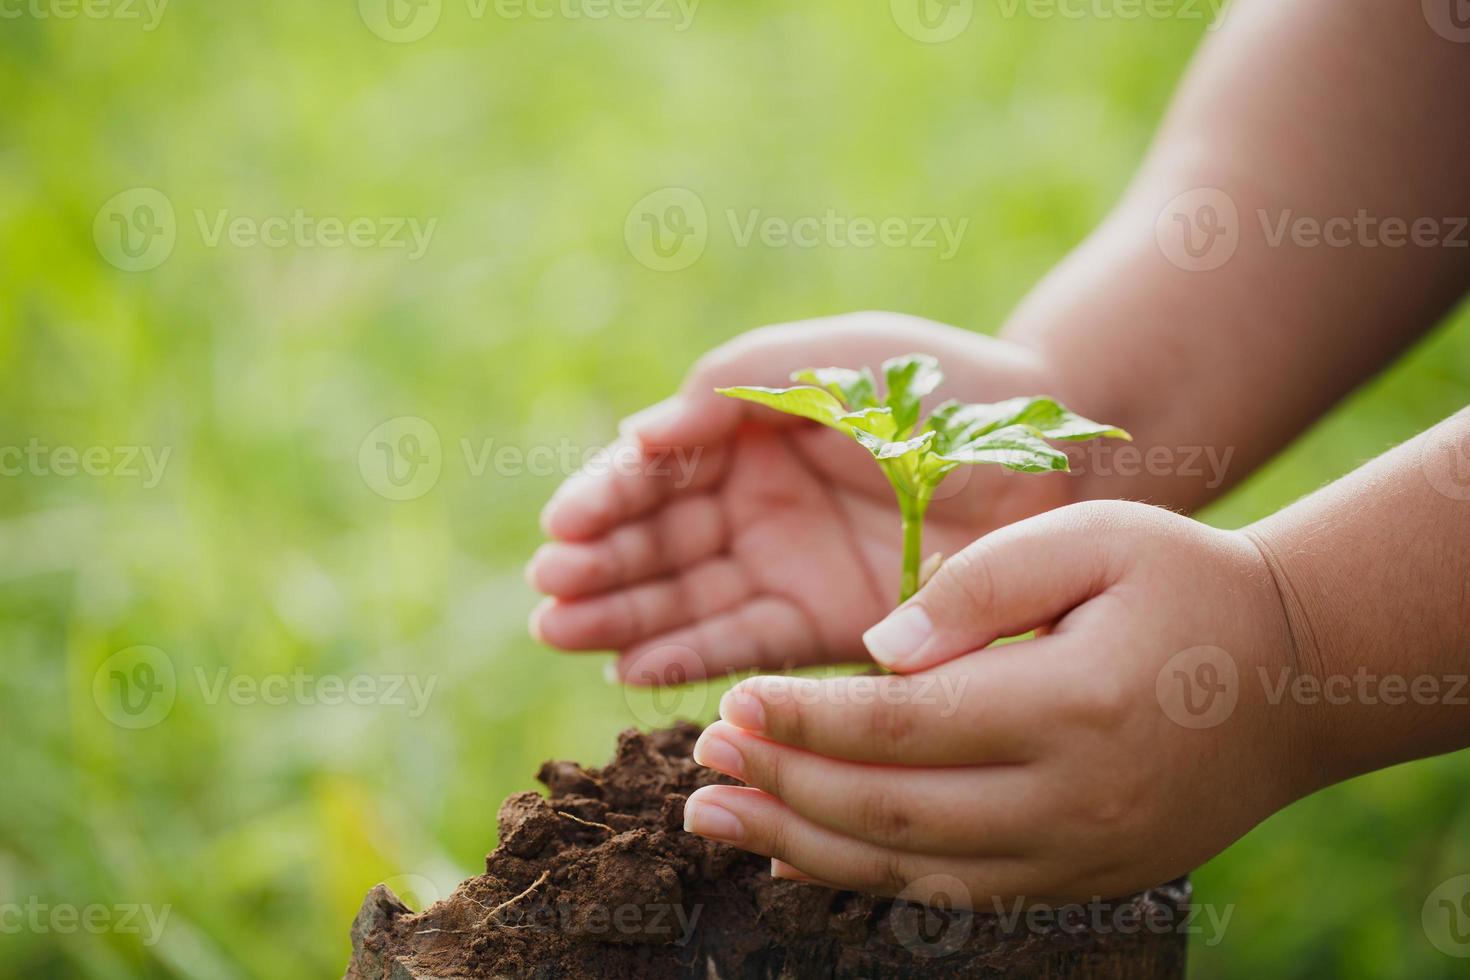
716, 354, 1131, 604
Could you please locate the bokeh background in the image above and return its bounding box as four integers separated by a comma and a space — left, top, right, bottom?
4, 2, 1470, 977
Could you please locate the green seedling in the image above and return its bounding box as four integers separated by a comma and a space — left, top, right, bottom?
717, 354, 1131, 604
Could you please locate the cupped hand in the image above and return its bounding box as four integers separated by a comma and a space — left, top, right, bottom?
681, 500, 1316, 905
527, 312, 1077, 684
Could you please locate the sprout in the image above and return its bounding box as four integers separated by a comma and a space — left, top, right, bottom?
717, 354, 1131, 603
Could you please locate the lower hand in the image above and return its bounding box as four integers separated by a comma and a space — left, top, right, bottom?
683, 501, 1315, 905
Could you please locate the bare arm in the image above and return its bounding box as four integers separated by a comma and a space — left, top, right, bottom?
1004, 0, 1470, 509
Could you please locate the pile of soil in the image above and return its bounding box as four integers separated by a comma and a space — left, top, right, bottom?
344, 723, 1190, 979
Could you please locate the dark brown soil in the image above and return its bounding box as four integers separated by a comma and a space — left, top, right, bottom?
345, 723, 1190, 979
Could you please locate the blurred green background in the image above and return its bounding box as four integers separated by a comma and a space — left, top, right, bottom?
3, 2, 1470, 977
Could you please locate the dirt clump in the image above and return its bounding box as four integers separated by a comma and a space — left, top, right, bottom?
345, 723, 1189, 979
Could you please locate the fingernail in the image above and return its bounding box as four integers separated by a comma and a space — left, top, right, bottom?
771, 859, 816, 883
862, 605, 933, 670
683, 795, 744, 843
692, 728, 746, 781
603, 660, 621, 685
529, 598, 553, 644
719, 687, 766, 733
619, 396, 684, 442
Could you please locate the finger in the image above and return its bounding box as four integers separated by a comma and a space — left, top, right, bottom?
625, 314, 981, 451
539, 438, 727, 543
718, 653, 1049, 765
693, 721, 1038, 855
861, 502, 1128, 672
682, 785, 1034, 906
610, 596, 834, 685
527, 495, 728, 598
531, 557, 751, 651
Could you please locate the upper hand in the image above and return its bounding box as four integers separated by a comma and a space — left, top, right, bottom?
527, 312, 1075, 684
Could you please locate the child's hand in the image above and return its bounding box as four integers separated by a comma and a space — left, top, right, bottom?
528, 312, 1081, 684
683, 500, 1315, 905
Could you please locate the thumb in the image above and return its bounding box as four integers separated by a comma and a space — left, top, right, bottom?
861, 503, 1126, 672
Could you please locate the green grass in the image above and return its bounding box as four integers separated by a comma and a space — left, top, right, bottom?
2, 3, 1468, 977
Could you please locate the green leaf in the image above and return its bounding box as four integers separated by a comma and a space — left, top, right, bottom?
714, 385, 848, 428
937, 424, 1071, 473
882, 354, 943, 436
852, 427, 935, 460
927, 396, 1130, 453
839, 406, 898, 442
790, 367, 878, 410
1004, 398, 1131, 442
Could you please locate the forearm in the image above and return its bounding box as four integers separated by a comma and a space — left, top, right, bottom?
1003, 0, 1470, 510
1245, 409, 1470, 788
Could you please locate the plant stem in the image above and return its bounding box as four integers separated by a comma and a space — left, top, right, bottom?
897, 489, 929, 604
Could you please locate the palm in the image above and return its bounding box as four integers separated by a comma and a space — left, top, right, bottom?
532, 421, 1069, 683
